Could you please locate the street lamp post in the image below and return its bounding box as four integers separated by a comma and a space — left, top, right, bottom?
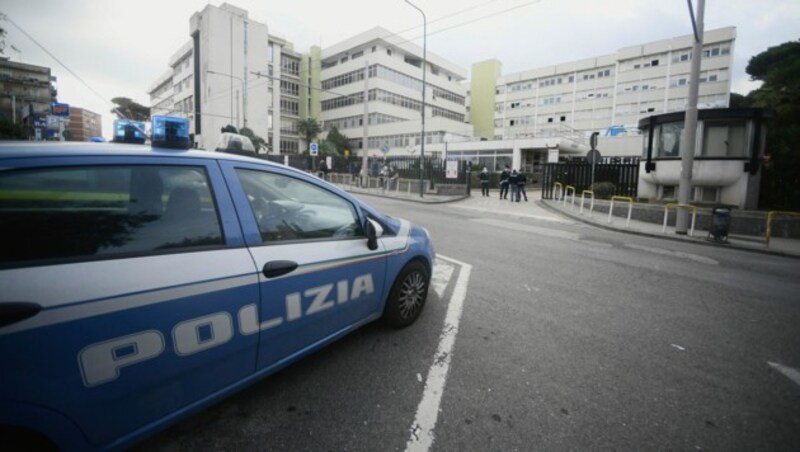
207, 69, 245, 129
404, 0, 426, 198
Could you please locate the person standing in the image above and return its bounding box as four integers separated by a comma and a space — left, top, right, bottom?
517, 171, 528, 201
509, 169, 520, 202
499, 165, 510, 200
380, 164, 388, 190
479, 167, 490, 197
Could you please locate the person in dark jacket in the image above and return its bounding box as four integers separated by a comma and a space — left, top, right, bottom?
479, 167, 490, 197
517, 172, 528, 201
509, 169, 520, 202
499, 166, 510, 199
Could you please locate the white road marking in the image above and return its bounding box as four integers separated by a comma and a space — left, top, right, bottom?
768, 361, 800, 387
452, 204, 572, 223
671, 344, 686, 351
406, 255, 472, 452
625, 243, 719, 265
431, 260, 454, 299
472, 218, 580, 241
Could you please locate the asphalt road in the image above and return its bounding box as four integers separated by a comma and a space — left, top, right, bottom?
140, 195, 800, 451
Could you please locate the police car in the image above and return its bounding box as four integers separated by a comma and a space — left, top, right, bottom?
0, 117, 435, 450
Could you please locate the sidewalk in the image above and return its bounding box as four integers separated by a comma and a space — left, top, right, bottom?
336, 181, 800, 259
540, 195, 800, 259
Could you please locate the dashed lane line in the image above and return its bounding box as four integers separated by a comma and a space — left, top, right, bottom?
405, 255, 472, 452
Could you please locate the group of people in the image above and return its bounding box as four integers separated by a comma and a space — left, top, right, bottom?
479, 165, 528, 202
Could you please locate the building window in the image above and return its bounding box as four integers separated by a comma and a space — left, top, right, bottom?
656, 122, 684, 158
702, 119, 747, 158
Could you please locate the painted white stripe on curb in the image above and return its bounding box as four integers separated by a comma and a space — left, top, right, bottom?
768, 361, 800, 387
405, 255, 472, 452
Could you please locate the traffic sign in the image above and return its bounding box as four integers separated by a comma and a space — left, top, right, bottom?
380, 143, 389, 154
310, 142, 318, 156
586, 149, 601, 165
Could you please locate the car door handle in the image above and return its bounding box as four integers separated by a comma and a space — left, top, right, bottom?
263, 260, 298, 278
0, 302, 42, 328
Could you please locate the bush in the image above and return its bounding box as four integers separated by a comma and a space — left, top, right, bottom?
590, 182, 616, 200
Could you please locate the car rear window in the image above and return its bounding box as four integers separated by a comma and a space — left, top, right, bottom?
0, 165, 224, 266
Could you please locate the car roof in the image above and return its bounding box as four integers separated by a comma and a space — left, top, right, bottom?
0, 141, 281, 167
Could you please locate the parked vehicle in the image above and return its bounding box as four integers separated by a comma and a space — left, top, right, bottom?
0, 127, 435, 450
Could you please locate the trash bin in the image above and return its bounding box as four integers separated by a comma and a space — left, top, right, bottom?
708, 206, 732, 242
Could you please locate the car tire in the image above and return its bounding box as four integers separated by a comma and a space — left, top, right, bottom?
382, 260, 430, 328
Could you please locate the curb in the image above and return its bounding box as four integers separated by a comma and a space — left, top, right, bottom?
537, 200, 800, 260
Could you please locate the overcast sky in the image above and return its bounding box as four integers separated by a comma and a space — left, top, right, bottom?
2, 0, 798, 138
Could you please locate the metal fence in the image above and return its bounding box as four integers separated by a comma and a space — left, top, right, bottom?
258, 154, 470, 187
541, 159, 640, 200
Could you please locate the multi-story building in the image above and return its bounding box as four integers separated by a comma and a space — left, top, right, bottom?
315, 27, 472, 157
436, 26, 736, 173
148, 3, 308, 154
267, 34, 303, 154
147, 69, 174, 117
149, 3, 272, 151
0, 57, 57, 133
65, 107, 101, 141
472, 27, 735, 142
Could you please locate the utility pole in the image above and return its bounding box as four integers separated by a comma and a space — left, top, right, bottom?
676, 0, 705, 234
404, 0, 427, 198
361, 60, 369, 187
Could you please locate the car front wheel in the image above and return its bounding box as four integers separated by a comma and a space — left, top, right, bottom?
383, 260, 430, 328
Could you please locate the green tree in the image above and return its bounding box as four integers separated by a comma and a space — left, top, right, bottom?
0, 23, 7, 55
324, 126, 350, 156
728, 92, 751, 108
239, 127, 267, 153
745, 40, 800, 210
111, 97, 150, 121
297, 117, 321, 153
0, 117, 27, 139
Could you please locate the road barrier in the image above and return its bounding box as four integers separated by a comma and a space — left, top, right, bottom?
565, 185, 576, 209
579, 190, 595, 215
608, 196, 634, 227
554, 182, 564, 201
766, 211, 800, 248
662, 203, 698, 237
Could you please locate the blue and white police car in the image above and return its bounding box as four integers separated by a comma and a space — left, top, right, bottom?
0, 117, 435, 450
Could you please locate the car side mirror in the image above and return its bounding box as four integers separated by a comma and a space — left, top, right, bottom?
365, 218, 383, 250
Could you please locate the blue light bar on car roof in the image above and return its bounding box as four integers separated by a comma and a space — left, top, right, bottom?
151, 116, 191, 150
112, 119, 146, 144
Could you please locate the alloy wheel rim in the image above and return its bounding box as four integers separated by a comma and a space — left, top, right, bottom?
398, 271, 426, 319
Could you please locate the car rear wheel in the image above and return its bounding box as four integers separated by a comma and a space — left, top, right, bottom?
383, 261, 429, 328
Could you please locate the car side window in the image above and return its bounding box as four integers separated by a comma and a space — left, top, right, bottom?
235, 168, 364, 243
0, 165, 223, 266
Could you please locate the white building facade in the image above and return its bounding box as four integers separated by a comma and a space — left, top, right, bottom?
316, 27, 472, 157
486, 27, 735, 143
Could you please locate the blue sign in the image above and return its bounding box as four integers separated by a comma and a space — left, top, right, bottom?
380, 144, 389, 154
310, 142, 319, 156
33, 115, 47, 128
51, 103, 70, 117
